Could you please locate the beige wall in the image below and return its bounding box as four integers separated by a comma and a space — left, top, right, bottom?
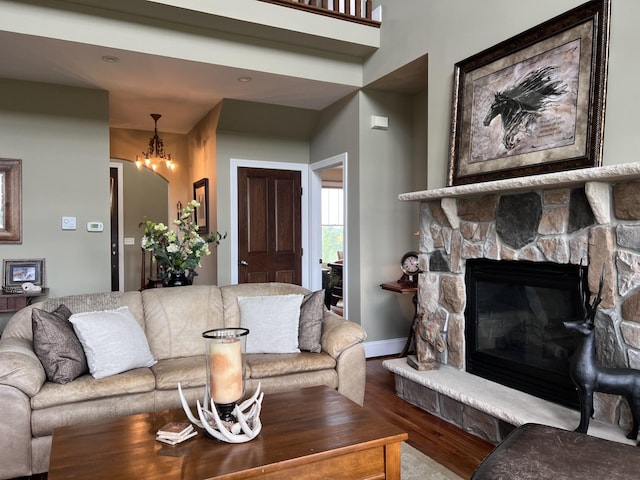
215, 127, 311, 287
187, 105, 223, 285
369, 0, 638, 189
4, 0, 639, 346
109, 159, 169, 292
0, 79, 110, 330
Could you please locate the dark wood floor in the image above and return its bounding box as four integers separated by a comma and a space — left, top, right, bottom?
24, 357, 494, 480
364, 356, 494, 479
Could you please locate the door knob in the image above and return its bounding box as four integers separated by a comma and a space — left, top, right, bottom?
239, 260, 249, 266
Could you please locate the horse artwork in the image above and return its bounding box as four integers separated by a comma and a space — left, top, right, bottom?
483, 66, 568, 152
563, 267, 640, 446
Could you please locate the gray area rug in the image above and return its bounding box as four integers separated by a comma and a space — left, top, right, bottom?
402, 442, 464, 480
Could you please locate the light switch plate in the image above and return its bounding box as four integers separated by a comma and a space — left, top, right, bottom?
62, 216, 76, 230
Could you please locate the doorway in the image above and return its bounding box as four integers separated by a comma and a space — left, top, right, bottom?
310, 153, 347, 316
109, 163, 124, 292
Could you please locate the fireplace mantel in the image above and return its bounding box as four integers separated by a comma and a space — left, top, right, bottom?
399, 162, 640, 202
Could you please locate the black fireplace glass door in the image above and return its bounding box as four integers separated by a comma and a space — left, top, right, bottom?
465, 259, 586, 409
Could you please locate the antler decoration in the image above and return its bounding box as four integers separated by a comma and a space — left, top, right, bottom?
178, 383, 263, 443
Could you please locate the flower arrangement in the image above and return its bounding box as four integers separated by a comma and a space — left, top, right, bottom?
140, 200, 226, 282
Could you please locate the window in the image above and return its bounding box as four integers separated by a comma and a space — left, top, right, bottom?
321, 187, 343, 264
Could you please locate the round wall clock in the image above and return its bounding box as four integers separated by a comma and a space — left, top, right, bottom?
399, 251, 420, 284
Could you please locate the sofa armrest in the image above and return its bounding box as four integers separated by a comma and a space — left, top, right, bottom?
0, 337, 46, 397
0, 384, 33, 479
320, 312, 367, 359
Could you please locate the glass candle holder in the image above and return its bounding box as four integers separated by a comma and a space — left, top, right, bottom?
203, 328, 249, 423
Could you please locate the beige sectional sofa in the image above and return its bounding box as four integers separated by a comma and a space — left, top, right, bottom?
0, 282, 367, 479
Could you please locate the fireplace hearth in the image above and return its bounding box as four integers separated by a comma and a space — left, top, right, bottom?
465, 259, 586, 409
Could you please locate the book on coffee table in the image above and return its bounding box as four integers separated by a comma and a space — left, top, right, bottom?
156, 422, 196, 445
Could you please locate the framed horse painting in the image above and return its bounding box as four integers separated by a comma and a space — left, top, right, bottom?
447, 0, 610, 186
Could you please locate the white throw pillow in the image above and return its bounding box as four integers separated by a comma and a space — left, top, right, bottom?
70, 306, 156, 379
238, 294, 304, 354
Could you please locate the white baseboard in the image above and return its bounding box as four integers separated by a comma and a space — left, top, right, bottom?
364, 338, 406, 358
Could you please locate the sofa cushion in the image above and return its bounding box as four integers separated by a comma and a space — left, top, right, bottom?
69, 306, 156, 379
152, 356, 208, 391
298, 290, 325, 353
239, 294, 303, 354
30, 367, 155, 410
245, 352, 336, 379
245, 370, 338, 396
32, 305, 88, 384
142, 286, 224, 360
31, 391, 156, 438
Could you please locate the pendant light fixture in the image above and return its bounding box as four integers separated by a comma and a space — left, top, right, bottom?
135, 113, 176, 171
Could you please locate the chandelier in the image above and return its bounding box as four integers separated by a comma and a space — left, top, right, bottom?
135, 113, 176, 171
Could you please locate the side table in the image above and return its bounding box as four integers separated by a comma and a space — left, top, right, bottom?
0, 288, 49, 313
380, 281, 418, 357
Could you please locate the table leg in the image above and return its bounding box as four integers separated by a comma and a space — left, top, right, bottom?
398, 294, 419, 358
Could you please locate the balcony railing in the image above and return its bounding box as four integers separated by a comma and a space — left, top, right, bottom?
257, 0, 380, 27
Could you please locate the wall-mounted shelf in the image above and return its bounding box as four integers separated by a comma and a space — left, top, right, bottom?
0, 288, 49, 313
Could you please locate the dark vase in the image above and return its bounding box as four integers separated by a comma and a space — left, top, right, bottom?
163, 271, 193, 287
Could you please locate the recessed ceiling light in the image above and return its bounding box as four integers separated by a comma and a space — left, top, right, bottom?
102, 55, 120, 64
237, 76, 252, 83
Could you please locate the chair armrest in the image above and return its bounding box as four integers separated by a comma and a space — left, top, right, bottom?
0, 337, 46, 396
321, 311, 367, 359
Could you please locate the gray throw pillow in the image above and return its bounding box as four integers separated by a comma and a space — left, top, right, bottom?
32, 304, 89, 384
298, 289, 325, 353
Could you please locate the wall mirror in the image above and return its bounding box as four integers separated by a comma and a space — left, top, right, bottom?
0, 159, 22, 244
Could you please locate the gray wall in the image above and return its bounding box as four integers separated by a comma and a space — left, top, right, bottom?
215, 102, 312, 286
0, 79, 110, 330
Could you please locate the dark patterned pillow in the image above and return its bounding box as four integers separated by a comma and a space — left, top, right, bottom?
298, 290, 325, 353
32, 304, 88, 384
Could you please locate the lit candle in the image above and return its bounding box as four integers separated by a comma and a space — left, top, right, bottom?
208, 339, 243, 405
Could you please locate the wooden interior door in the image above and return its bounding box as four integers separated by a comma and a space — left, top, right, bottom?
238, 167, 302, 284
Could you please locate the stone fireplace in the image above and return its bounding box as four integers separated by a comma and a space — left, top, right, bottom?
384, 163, 640, 444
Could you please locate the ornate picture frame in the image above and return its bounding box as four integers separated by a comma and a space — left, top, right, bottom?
3, 258, 46, 288
193, 178, 209, 235
448, 0, 611, 186
0, 158, 22, 243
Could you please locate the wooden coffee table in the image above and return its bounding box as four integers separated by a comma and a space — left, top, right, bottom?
48, 386, 408, 479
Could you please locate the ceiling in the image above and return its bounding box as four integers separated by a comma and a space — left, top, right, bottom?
0, 1, 427, 136
0, 29, 361, 134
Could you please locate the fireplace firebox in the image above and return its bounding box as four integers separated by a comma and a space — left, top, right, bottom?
465, 259, 587, 409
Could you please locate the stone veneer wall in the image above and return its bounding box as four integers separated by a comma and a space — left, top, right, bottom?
417, 179, 640, 429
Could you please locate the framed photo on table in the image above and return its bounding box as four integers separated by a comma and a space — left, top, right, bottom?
193, 178, 209, 234
3, 258, 45, 288
448, 0, 611, 186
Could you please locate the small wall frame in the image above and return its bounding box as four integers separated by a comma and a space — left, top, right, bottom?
193, 178, 209, 234
0, 158, 22, 243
